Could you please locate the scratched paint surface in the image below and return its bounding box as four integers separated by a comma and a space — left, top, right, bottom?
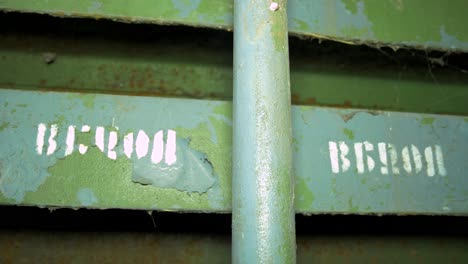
1, 0, 468, 51
0, 89, 467, 214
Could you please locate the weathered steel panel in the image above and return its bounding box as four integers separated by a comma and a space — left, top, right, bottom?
1, 89, 467, 215
293, 107, 468, 214
1, 0, 468, 51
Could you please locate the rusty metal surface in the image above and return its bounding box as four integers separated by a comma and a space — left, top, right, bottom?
0, 231, 467, 263
0, 207, 465, 263
1, 13, 468, 115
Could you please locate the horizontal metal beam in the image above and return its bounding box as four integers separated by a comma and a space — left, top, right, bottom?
1, 31, 468, 115
1, 0, 468, 51
1, 89, 467, 215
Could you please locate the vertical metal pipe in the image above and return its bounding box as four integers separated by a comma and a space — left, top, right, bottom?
232, 0, 296, 263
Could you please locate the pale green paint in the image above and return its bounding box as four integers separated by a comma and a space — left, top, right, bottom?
1, 0, 468, 51
132, 137, 217, 193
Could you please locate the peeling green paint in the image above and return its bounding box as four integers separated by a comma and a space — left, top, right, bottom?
360, 177, 367, 185
291, 18, 309, 32
342, 128, 355, 140
132, 137, 217, 194
420, 117, 435, 125
341, 0, 359, 14
295, 177, 315, 208
0, 122, 9, 132
347, 197, 359, 212
173, 121, 231, 210
67, 94, 96, 109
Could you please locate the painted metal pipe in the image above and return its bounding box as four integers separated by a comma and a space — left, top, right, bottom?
232, 0, 296, 263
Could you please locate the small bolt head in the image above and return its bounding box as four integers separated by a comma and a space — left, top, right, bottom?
270, 2, 279, 11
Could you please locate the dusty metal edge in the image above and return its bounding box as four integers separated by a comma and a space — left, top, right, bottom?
3, 8, 468, 53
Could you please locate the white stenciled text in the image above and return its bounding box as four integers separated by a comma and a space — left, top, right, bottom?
328, 141, 447, 177
36, 123, 177, 165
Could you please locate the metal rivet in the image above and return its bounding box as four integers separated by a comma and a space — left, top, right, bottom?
269, 2, 279, 11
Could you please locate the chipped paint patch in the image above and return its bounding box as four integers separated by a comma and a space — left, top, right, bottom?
77, 188, 98, 206
0, 122, 10, 132
341, 0, 359, 14
291, 18, 309, 32
342, 128, 355, 140
295, 177, 315, 208
0, 103, 57, 202
438, 25, 466, 50
171, 0, 202, 18
421, 117, 435, 125
132, 137, 216, 193
87, 0, 103, 13
288, 0, 375, 39
67, 94, 96, 109
0, 135, 55, 202
338, 0, 374, 37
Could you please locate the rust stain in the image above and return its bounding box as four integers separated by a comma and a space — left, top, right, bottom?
305, 97, 317, 104
341, 110, 380, 122
97, 64, 106, 72
343, 100, 352, 107
291, 94, 300, 103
